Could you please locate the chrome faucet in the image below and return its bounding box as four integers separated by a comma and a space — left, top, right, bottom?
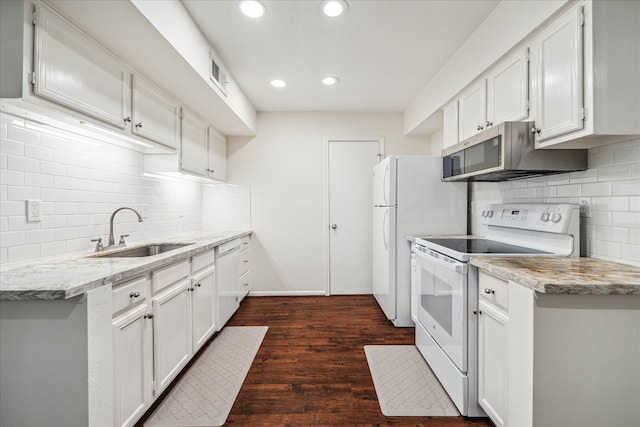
108, 207, 143, 247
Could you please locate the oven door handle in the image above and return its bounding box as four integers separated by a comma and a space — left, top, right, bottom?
415, 245, 467, 274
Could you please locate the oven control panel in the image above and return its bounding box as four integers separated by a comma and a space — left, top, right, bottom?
481, 203, 579, 233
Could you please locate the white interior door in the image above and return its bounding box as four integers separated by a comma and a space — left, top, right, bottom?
328, 139, 381, 295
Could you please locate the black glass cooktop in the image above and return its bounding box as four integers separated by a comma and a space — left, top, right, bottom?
422, 238, 550, 255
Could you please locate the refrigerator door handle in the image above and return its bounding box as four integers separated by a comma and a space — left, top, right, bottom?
383, 208, 389, 251
383, 164, 390, 205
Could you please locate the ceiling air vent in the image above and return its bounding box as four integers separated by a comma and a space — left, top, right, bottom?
209, 53, 227, 96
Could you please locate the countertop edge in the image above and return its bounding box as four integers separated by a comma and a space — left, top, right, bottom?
0, 230, 252, 301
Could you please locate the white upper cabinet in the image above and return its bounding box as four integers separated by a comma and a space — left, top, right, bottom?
458, 80, 487, 141
487, 48, 530, 126
442, 101, 459, 149
207, 127, 227, 181
180, 108, 209, 176
530, 7, 584, 143
530, 0, 640, 148
131, 75, 180, 151
33, 5, 129, 130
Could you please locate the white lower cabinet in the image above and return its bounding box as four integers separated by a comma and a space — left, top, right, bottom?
152, 279, 192, 394
238, 236, 251, 302
112, 302, 152, 427
191, 265, 216, 352
477, 272, 508, 427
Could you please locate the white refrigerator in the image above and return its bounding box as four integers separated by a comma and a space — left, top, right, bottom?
372, 156, 467, 327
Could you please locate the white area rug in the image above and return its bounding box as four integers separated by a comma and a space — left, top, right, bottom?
145, 326, 268, 427
364, 345, 460, 417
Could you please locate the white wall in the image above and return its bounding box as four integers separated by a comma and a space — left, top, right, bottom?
470, 138, 640, 267
0, 113, 245, 265
227, 112, 429, 294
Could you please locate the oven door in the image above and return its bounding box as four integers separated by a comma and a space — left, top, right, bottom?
414, 245, 468, 372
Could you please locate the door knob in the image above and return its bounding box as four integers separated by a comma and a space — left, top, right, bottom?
331, 224, 338, 230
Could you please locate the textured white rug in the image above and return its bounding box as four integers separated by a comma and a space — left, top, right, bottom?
145, 326, 268, 427
364, 345, 460, 417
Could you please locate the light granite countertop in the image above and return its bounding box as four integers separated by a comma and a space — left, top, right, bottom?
470, 256, 640, 295
0, 230, 251, 301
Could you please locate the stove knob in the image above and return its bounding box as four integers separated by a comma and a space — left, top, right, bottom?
551, 213, 562, 223
540, 212, 550, 222
481, 210, 487, 217
487, 210, 494, 218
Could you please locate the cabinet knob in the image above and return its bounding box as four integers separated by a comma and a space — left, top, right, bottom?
473, 309, 483, 315
129, 291, 141, 298
484, 288, 495, 295
485, 121, 493, 127
188, 287, 195, 292
195, 283, 202, 287
124, 116, 131, 123
331, 224, 338, 230
135, 122, 143, 129
476, 125, 484, 131
143, 313, 154, 319
531, 127, 541, 134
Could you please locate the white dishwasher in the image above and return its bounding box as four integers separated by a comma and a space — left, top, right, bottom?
215, 238, 242, 328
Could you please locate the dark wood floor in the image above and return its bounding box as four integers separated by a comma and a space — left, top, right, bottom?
222, 295, 493, 426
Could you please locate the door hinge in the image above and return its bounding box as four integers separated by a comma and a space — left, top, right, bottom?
525, 100, 530, 112
580, 9, 585, 27
151, 380, 156, 393
32, 8, 37, 25
580, 107, 587, 121
377, 153, 384, 161
525, 47, 530, 63
28, 71, 36, 86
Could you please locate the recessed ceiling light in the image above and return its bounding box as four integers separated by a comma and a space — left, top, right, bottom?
322, 76, 340, 86
239, 0, 266, 18
270, 79, 287, 88
320, 0, 349, 17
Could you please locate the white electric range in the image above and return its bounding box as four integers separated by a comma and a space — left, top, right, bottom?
411, 203, 580, 416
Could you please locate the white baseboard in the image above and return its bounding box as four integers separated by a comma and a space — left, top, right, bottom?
248, 290, 328, 297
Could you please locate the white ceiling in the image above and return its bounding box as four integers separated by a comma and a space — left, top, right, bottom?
181, 0, 500, 113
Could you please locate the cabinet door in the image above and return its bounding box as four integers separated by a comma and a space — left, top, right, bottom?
113, 303, 152, 427
458, 80, 487, 141
442, 101, 459, 149
207, 127, 227, 181
131, 74, 179, 150
180, 109, 208, 177
192, 267, 216, 352
152, 280, 191, 394
533, 6, 584, 143
478, 301, 508, 427
487, 48, 529, 125
34, 5, 128, 129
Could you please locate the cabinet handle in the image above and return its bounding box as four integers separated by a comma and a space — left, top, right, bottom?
485, 121, 493, 127
135, 122, 143, 129
473, 309, 482, 315
242, 283, 249, 287
484, 288, 495, 295
476, 125, 484, 131
130, 291, 141, 298
143, 313, 154, 319
124, 116, 131, 123
195, 283, 202, 287
188, 287, 195, 292
531, 127, 541, 134
243, 260, 249, 263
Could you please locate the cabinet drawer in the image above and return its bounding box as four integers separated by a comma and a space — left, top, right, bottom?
152, 259, 190, 294
479, 270, 509, 312
192, 249, 215, 274
239, 236, 250, 253
238, 249, 250, 277
112, 275, 150, 315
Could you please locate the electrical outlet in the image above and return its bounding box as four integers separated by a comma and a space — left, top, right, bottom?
580, 200, 591, 218
26, 199, 42, 222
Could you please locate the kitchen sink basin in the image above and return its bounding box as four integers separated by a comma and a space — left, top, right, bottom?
90, 243, 195, 258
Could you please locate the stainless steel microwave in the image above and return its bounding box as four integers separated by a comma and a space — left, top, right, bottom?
441, 122, 587, 181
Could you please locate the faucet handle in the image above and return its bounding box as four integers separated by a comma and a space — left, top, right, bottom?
118, 234, 130, 245
90, 238, 103, 252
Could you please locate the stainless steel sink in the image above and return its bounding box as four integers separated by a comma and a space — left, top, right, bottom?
90, 243, 194, 258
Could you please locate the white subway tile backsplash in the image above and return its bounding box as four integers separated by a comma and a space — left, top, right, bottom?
581, 181, 611, 197
40, 161, 66, 176
40, 241, 68, 258
472, 137, 639, 266
611, 179, 640, 196
7, 155, 39, 173
24, 143, 54, 161
24, 173, 54, 188
8, 244, 41, 262
6, 125, 39, 145
556, 184, 581, 197
7, 186, 40, 201
0, 231, 25, 248
1, 169, 24, 186
25, 229, 55, 245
